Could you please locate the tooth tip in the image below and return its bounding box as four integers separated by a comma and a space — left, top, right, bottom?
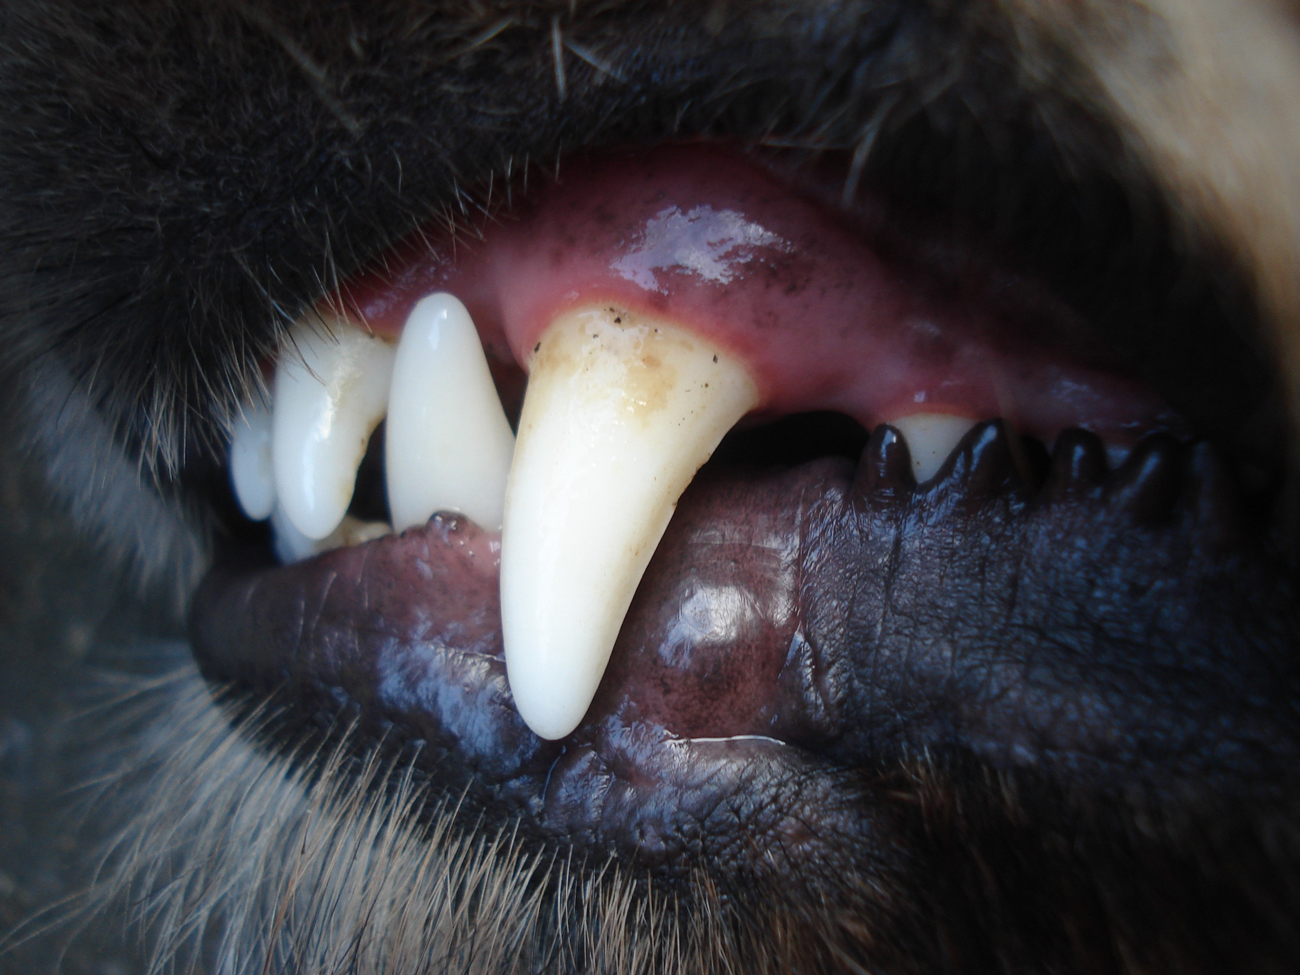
513, 697, 585, 741
230, 404, 276, 520
272, 318, 394, 541
504, 615, 615, 738
507, 651, 601, 740
500, 306, 759, 744
386, 291, 514, 533
889, 411, 978, 483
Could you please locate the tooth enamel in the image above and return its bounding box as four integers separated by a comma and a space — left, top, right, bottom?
386, 293, 516, 532
229, 398, 275, 520
501, 305, 760, 740
888, 412, 979, 483
271, 502, 320, 563
272, 504, 390, 564
272, 316, 395, 540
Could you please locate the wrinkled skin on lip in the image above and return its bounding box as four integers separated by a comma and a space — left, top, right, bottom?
191, 422, 1300, 887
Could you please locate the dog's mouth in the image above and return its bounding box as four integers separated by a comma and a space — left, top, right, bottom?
188, 141, 1298, 890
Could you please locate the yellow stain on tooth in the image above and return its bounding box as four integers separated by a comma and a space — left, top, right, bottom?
501, 304, 759, 740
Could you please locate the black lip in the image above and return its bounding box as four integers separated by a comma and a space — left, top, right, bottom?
191, 422, 1300, 886
192, 452, 867, 884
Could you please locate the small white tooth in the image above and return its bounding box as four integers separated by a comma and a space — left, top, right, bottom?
271, 505, 390, 564
386, 293, 516, 532
1105, 441, 1130, 469
888, 412, 978, 483
229, 398, 275, 520
271, 503, 320, 563
272, 316, 395, 540
501, 305, 760, 740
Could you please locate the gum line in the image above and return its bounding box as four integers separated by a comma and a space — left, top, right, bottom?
336, 145, 1179, 443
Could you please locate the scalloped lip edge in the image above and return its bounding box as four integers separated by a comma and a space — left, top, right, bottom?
193, 419, 1299, 880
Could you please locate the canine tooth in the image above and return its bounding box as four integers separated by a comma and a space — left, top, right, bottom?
272, 316, 395, 540
501, 306, 760, 740
386, 293, 515, 532
889, 412, 978, 483
229, 399, 275, 520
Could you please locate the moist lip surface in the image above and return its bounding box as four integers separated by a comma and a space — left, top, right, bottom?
192, 423, 1300, 882
191, 147, 1299, 885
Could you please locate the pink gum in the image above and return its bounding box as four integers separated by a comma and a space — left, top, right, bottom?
338, 145, 1176, 443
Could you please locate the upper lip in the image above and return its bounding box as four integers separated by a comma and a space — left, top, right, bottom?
22, 3, 1279, 496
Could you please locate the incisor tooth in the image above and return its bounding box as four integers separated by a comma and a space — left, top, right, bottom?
272, 504, 390, 564
272, 316, 395, 540
501, 305, 760, 740
889, 412, 978, 483
271, 502, 319, 563
230, 398, 275, 520
386, 293, 515, 532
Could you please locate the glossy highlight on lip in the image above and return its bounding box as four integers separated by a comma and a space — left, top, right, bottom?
610, 203, 794, 290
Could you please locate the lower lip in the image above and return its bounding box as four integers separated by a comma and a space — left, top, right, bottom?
196, 420, 1266, 878
192, 455, 871, 875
